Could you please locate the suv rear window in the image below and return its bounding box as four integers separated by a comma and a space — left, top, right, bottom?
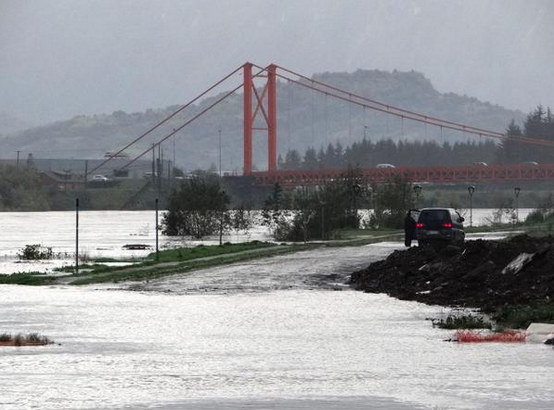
419, 210, 451, 228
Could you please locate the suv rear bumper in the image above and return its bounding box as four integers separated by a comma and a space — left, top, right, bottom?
416, 229, 458, 241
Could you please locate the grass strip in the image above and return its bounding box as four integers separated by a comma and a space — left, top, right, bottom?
147, 241, 275, 263
0, 272, 55, 286
69, 245, 303, 285
66, 241, 276, 278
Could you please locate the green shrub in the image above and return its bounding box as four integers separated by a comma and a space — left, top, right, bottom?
492, 302, 554, 329
13, 334, 23, 346
0, 333, 11, 341
0, 333, 52, 344
17, 244, 54, 260
432, 314, 492, 330
525, 210, 545, 224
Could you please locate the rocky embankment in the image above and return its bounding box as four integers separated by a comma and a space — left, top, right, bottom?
350, 235, 554, 313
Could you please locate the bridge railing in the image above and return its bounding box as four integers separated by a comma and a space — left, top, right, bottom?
251, 163, 554, 186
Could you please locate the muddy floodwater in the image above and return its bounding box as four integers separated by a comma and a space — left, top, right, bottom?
0, 210, 271, 274
1, 243, 553, 410
0, 209, 533, 275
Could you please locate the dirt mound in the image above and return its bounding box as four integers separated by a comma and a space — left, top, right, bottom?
350, 234, 554, 312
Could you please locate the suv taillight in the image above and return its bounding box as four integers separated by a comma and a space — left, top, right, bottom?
416, 223, 424, 228
443, 223, 453, 228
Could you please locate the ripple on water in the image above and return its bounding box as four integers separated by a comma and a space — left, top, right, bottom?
1, 282, 553, 410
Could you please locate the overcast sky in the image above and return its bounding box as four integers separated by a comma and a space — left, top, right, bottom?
1, 0, 553, 125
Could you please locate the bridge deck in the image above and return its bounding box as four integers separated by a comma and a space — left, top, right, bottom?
251, 164, 554, 186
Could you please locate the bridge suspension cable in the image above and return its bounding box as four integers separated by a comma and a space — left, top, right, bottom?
251, 64, 554, 149
276, 65, 508, 140
116, 65, 269, 172
87, 64, 245, 176
94, 61, 554, 180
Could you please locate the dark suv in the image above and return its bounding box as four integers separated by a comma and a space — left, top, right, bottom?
415, 208, 465, 245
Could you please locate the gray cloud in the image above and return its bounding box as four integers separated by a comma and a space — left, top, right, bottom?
1, 0, 553, 124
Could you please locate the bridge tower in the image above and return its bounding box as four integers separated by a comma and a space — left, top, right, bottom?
243, 62, 277, 176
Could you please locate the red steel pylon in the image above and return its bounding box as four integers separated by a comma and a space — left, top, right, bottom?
243, 63, 277, 175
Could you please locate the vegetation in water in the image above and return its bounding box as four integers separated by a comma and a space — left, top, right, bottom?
262, 169, 374, 242
432, 314, 493, 330
0, 332, 53, 345
17, 244, 54, 260
162, 175, 255, 241
262, 171, 416, 241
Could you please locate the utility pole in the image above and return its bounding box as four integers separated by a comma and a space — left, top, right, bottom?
84, 160, 89, 189
158, 144, 162, 192
167, 160, 171, 190
219, 190, 225, 246
151, 144, 156, 184
156, 157, 161, 194
155, 198, 159, 260
218, 129, 222, 177
75, 198, 79, 274
160, 148, 165, 176
15, 150, 20, 170
320, 201, 326, 240
514, 187, 521, 224
172, 129, 176, 172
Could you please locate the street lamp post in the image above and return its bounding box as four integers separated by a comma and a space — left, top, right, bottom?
468, 186, 475, 227
514, 187, 521, 224
320, 200, 326, 240
155, 198, 159, 260
413, 184, 422, 207
75, 197, 79, 274
352, 184, 361, 228
218, 129, 222, 177
219, 190, 226, 245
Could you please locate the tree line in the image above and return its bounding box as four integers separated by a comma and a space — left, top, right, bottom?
163, 170, 415, 242
498, 106, 554, 164
278, 106, 553, 170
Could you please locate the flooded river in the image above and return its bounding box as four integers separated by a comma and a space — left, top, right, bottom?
0, 210, 271, 274
1, 241, 553, 410
0, 209, 533, 275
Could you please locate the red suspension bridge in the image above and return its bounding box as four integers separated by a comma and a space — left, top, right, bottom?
88, 62, 554, 186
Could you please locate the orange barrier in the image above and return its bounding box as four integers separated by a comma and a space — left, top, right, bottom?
455, 329, 528, 343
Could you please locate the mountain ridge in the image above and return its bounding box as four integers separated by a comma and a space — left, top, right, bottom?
0, 68, 525, 171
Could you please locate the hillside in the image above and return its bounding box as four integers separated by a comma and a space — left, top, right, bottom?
0, 69, 525, 171
0, 111, 35, 135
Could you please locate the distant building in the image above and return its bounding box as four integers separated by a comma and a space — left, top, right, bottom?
0, 157, 168, 180
39, 170, 85, 191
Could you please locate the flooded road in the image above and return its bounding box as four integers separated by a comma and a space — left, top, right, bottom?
1, 242, 553, 410
122, 244, 399, 294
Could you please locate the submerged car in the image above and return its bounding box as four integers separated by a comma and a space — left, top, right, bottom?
415, 208, 465, 245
